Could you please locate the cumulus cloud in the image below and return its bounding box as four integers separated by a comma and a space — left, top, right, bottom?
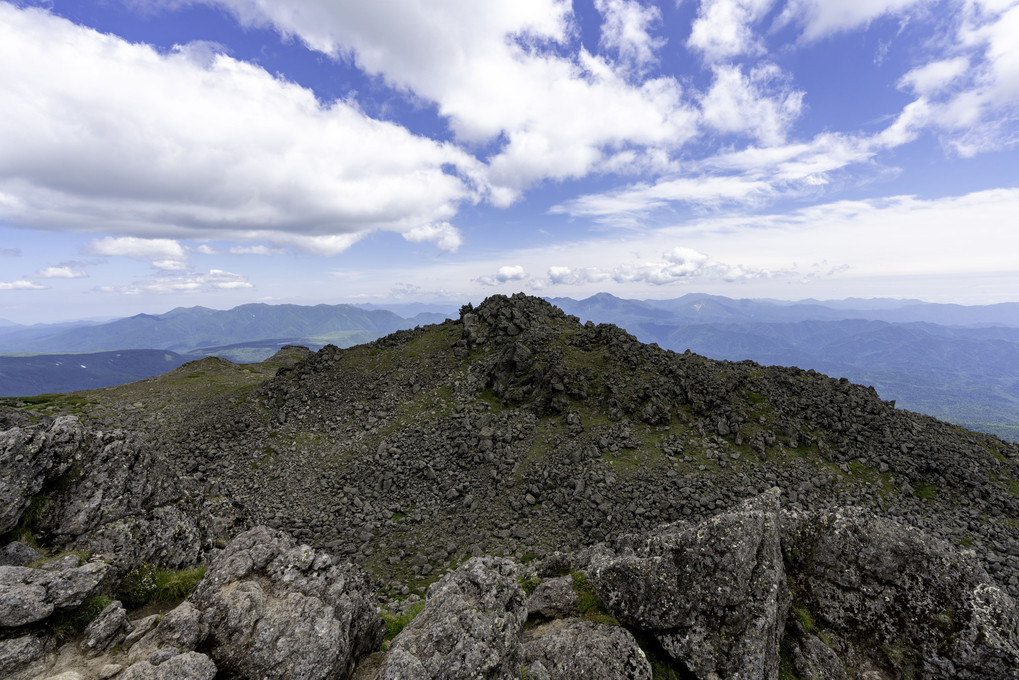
687, 0, 776, 62
33, 265, 88, 279
100, 268, 252, 295
595, 0, 666, 73
0, 4, 480, 254
898, 57, 970, 95
545, 247, 784, 286
476, 264, 528, 286
700, 64, 804, 145
0, 280, 46, 290
180, 0, 700, 195
86, 237, 187, 261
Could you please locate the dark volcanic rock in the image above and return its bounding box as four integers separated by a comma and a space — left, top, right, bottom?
784, 507, 1019, 679
0, 416, 86, 534
0, 560, 109, 627
189, 525, 383, 680
380, 556, 527, 679
521, 618, 652, 680
591, 489, 789, 679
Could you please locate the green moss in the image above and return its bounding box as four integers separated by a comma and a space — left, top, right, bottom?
519, 575, 542, 597
791, 603, 815, 635
914, 483, 938, 500
27, 550, 92, 569
747, 391, 768, 405
381, 600, 426, 641
570, 571, 619, 626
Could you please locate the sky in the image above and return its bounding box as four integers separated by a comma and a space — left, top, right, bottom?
0, 0, 1017, 323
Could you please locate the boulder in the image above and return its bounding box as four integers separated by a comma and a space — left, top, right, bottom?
81, 599, 131, 657
119, 651, 217, 680
526, 576, 577, 619
380, 556, 527, 679
0, 416, 85, 534
1, 541, 42, 567
591, 489, 789, 680
189, 525, 382, 680
0, 634, 47, 677
784, 507, 1019, 679
0, 561, 109, 628
521, 618, 651, 680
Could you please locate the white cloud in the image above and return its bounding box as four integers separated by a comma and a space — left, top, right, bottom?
687, 0, 776, 62
898, 57, 970, 95
86, 237, 187, 261
102, 268, 253, 294
195, 245, 220, 255
229, 245, 283, 255
595, 0, 666, 72
0, 4, 481, 254
777, 0, 930, 41
152, 259, 190, 271
0, 280, 46, 290
184, 0, 700, 195
34, 265, 88, 279
552, 175, 772, 222
403, 223, 463, 253
700, 64, 804, 145
476, 264, 528, 286
0, 248, 18, 256
551, 247, 784, 286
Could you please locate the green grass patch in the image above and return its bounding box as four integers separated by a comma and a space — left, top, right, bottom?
154, 566, 207, 602
571, 571, 619, 626
50, 595, 113, 641
382, 600, 426, 641
27, 550, 92, 569
914, 483, 938, 500
747, 391, 768, 405
519, 575, 542, 597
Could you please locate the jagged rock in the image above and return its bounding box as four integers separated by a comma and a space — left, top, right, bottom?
0, 561, 109, 627
124, 601, 202, 667
0, 416, 86, 534
119, 651, 217, 680
37, 433, 211, 574
784, 508, 1019, 679
526, 576, 577, 618
188, 525, 382, 680
521, 618, 651, 680
81, 599, 131, 657
1, 541, 42, 567
380, 556, 527, 679
0, 634, 47, 676
591, 489, 789, 680
789, 635, 851, 680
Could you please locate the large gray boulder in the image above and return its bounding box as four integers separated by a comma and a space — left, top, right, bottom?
189, 525, 382, 680
0, 561, 109, 628
81, 599, 132, 657
0, 416, 86, 534
590, 489, 789, 680
380, 556, 527, 680
36, 433, 211, 573
0, 634, 47, 677
784, 507, 1019, 679
119, 651, 217, 680
521, 618, 651, 680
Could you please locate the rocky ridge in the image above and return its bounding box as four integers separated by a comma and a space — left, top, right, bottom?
1, 293, 1018, 678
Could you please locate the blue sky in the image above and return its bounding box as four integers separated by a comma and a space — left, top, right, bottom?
0, 0, 1017, 323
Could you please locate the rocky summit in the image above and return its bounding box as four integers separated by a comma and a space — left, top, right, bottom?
1, 293, 1018, 679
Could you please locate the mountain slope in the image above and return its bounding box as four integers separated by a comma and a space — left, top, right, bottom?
30, 294, 1013, 605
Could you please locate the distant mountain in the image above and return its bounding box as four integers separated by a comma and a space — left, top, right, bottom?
548, 293, 1019, 441
552, 292, 1019, 327
0, 349, 191, 396
0, 303, 424, 354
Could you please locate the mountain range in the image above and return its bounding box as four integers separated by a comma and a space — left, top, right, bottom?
1, 293, 1017, 441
